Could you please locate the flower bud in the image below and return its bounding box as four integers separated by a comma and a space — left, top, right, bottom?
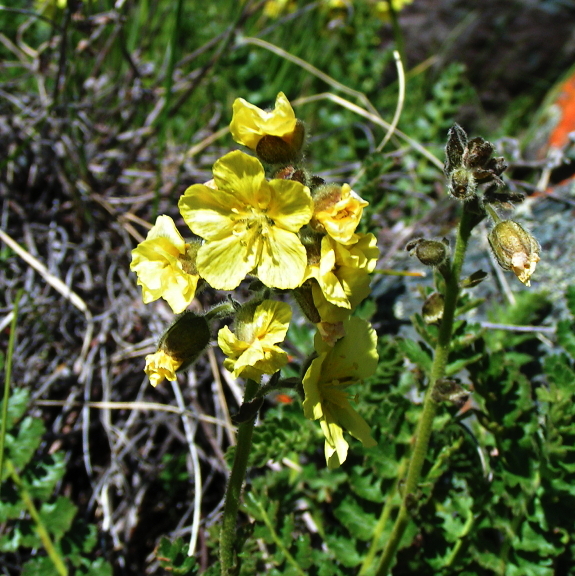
488, 220, 540, 286
273, 165, 308, 185
444, 123, 467, 177
422, 292, 445, 324
406, 238, 449, 267
255, 119, 306, 164
448, 167, 476, 200
293, 282, 321, 324
145, 311, 211, 387
431, 378, 469, 408
465, 137, 495, 169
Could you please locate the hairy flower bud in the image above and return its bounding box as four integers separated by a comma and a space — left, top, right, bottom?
444, 124, 507, 201
448, 167, 476, 200
444, 123, 468, 177
293, 281, 322, 324
406, 238, 449, 267
488, 220, 540, 286
422, 292, 445, 324
431, 379, 469, 408
273, 165, 308, 185
255, 119, 306, 164
145, 312, 211, 387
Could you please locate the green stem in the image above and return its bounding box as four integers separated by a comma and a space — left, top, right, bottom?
0, 289, 23, 490
484, 203, 501, 224
359, 459, 407, 576
385, 0, 406, 68
251, 495, 306, 576
220, 378, 260, 576
7, 459, 68, 576
374, 209, 475, 576
444, 507, 477, 568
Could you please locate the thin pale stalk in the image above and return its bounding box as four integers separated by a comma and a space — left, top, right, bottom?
374, 209, 475, 575
220, 378, 259, 576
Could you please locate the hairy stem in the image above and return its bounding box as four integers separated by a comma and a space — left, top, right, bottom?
220, 378, 259, 576
374, 208, 475, 575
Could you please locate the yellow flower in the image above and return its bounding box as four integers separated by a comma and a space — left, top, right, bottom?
130, 215, 200, 313
263, 0, 296, 18
373, 0, 414, 20
306, 233, 379, 323
144, 350, 182, 388
303, 317, 378, 468
311, 183, 369, 245
230, 92, 298, 151
178, 150, 313, 290
218, 300, 291, 382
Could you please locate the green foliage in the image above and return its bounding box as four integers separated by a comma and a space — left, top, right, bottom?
0, 389, 112, 573
209, 279, 575, 575
250, 403, 317, 468
156, 537, 199, 575
4, 1, 570, 573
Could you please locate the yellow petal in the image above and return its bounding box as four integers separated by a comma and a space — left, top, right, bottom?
321, 419, 349, 469
130, 216, 199, 313
313, 184, 369, 245
256, 227, 308, 289
197, 236, 257, 290
146, 215, 187, 249
144, 350, 182, 387
266, 178, 314, 233
229, 92, 297, 150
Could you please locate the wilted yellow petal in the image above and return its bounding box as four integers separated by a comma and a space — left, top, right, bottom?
144, 350, 182, 388
302, 317, 378, 467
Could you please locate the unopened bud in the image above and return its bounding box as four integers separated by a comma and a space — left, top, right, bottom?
448, 167, 476, 200
422, 292, 445, 324
406, 238, 449, 267
273, 165, 307, 184
488, 220, 540, 286
256, 119, 305, 164
145, 311, 211, 387
158, 311, 211, 372
444, 123, 468, 176
293, 282, 321, 324
465, 137, 495, 169
431, 379, 469, 408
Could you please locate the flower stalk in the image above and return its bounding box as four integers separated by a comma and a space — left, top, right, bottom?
375, 208, 475, 575
220, 378, 260, 575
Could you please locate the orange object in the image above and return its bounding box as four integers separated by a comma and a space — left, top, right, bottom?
547, 70, 575, 150
274, 393, 293, 404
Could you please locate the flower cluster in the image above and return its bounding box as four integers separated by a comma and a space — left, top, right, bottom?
255, 0, 414, 22
131, 92, 379, 467
440, 123, 540, 286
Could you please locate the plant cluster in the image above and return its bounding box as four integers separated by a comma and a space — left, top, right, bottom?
131, 92, 380, 469
6, 2, 575, 576
126, 83, 570, 576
